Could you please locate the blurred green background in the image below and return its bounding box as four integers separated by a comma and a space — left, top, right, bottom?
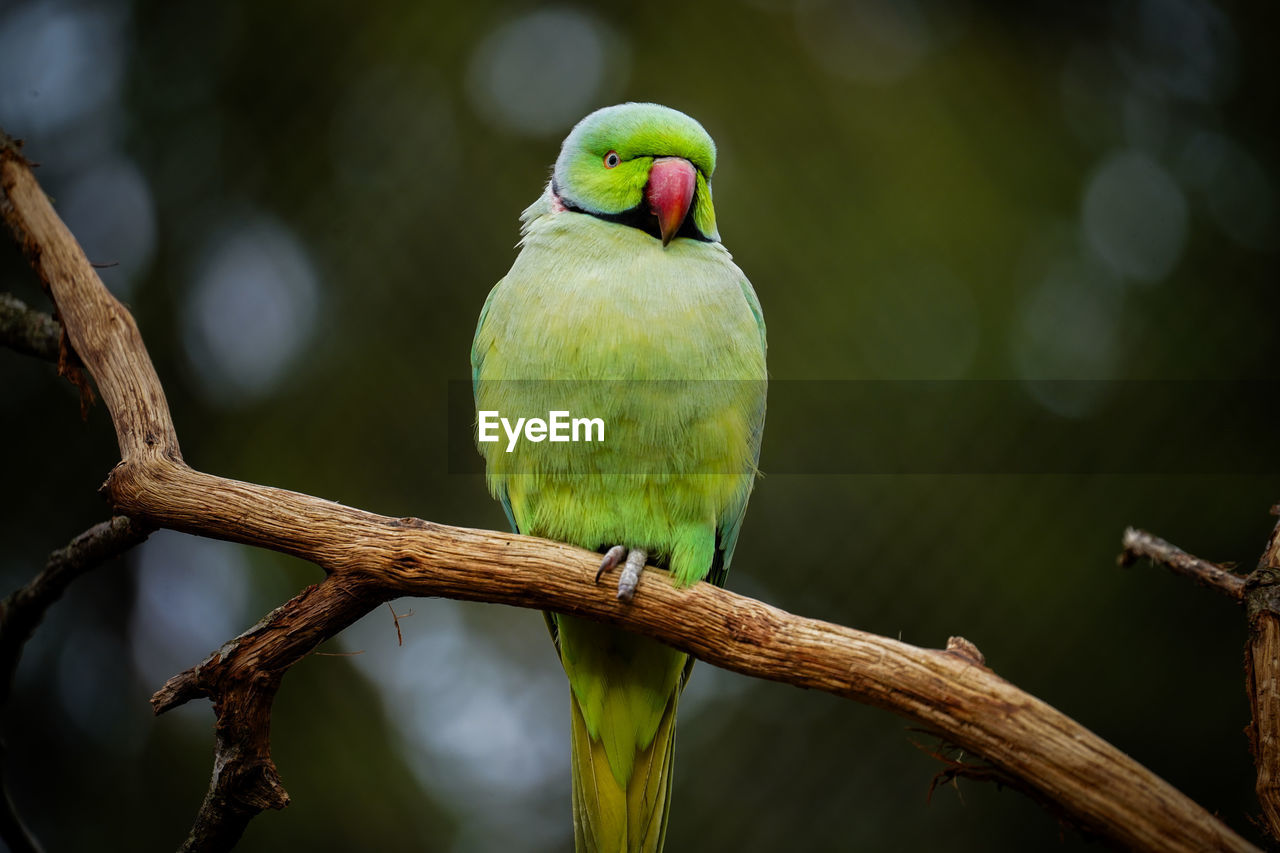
2, 0, 1278, 850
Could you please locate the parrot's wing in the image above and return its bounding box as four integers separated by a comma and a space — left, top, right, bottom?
738, 276, 768, 357
473, 277, 560, 648
709, 276, 767, 588
470, 278, 520, 533
469, 277, 500, 391
710, 491, 751, 588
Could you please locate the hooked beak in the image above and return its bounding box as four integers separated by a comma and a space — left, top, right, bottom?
646, 157, 696, 246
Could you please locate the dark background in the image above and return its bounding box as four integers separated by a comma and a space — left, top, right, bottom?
2, 0, 1277, 850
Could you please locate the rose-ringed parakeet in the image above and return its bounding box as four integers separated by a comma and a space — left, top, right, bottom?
471, 103, 767, 851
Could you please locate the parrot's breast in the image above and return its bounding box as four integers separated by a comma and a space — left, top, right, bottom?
473, 206, 766, 585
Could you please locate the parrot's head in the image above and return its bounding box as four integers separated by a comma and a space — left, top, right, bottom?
552, 102, 719, 247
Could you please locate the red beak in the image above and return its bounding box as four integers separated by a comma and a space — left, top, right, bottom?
646, 157, 696, 246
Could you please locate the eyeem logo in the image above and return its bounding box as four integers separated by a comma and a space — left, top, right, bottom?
478, 410, 605, 453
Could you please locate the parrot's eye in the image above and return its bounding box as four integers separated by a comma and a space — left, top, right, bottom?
603, 151, 621, 169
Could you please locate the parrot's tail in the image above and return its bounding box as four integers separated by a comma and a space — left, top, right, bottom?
570, 682, 678, 853
557, 615, 686, 853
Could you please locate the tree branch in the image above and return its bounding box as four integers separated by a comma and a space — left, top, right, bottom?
0, 130, 170, 451
0, 516, 154, 705
0, 126, 1261, 852
1119, 510, 1280, 842
0, 516, 154, 853
0, 292, 60, 362
1119, 526, 1247, 600
1247, 507, 1280, 840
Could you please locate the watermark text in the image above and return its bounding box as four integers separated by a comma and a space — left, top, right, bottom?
478, 410, 605, 453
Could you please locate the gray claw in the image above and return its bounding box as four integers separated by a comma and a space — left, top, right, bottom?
617, 548, 648, 603
596, 545, 626, 583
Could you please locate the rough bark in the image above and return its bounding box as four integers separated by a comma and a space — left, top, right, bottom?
1247, 510, 1280, 840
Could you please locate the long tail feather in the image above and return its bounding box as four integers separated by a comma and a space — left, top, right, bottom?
570, 676, 678, 852
559, 615, 684, 853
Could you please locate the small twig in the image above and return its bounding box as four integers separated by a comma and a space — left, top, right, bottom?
926, 750, 1006, 804
1119, 527, 1247, 600
387, 601, 403, 646
0, 292, 60, 362
0, 516, 153, 853
387, 602, 413, 646
907, 730, 1007, 801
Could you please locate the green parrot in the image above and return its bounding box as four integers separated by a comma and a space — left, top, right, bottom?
471, 102, 767, 851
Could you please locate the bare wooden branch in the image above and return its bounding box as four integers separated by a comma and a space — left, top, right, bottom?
0, 129, 178, 461
0, 127, 1262, 853
150, 576, 377, 852
1246, 507, 1280, 840
1119, 526, 1247, 600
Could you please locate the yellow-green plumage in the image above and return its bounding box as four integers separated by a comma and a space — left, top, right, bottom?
472, 103, 766, 852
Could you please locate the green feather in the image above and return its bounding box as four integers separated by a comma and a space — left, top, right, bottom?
472, 102, 766, 851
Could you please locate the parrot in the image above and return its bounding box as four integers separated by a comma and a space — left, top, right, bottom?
471, 102, 767, 852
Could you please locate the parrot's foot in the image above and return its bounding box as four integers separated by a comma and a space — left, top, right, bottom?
595, 546, 626, 582
617, 548, 647, 602
594, 546, 648, 602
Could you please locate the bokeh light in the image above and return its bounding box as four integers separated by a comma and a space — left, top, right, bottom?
1113, 0, 1237, 104
1013, 253, 1125, 417
182, 216, 321, 405
1083, 149, 1188, 284
58, 156, 157, 298
0, 1, 127, 136
467, 8, 628, 137
1179, 131, 1277, 250
129, 530, 252, 691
